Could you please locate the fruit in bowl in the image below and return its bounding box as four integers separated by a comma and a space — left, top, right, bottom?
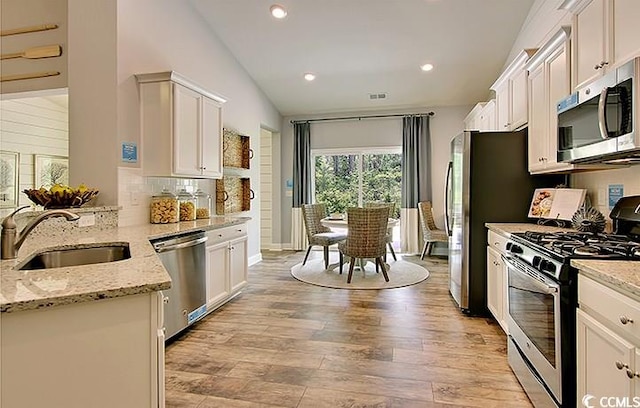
23, 184, 99, 209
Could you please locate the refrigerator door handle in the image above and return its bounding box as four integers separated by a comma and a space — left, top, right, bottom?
444, 161, 453, 236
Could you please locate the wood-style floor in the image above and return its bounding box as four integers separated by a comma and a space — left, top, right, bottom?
165, 250, 532, 408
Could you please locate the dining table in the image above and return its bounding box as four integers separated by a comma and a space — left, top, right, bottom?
320, 216, 400, 230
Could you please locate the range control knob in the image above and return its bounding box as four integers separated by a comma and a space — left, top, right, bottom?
532, 256, 542, 268
542, 261, 556, 274
506, 242, 512, 251
509, 244, 523, 254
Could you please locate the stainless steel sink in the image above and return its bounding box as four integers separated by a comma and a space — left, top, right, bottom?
17, 243, 131, 270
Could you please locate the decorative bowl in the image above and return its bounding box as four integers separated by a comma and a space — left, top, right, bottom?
23, 188, 99, 209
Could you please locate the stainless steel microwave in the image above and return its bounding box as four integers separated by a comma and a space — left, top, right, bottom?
557, 57, 640, 163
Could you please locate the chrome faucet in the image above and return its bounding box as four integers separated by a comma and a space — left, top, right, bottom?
1, 206, 80, 260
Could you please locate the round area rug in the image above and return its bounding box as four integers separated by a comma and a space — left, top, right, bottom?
290, 258, 430, 289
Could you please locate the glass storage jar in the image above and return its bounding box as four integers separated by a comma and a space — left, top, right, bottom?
177, 189, 196, 221
150, 188, 179, 224
194, 189, 211, 219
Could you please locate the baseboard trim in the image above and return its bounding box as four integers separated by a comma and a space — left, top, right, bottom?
248, 253, 262, 266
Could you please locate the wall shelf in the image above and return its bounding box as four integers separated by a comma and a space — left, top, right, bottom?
223, 128, 252, 170
215, 176, 253, 214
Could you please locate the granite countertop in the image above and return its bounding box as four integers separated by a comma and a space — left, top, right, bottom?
0, 216, 250, 313
572, 259, 640, 302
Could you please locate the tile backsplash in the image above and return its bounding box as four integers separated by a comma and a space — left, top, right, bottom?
117, 167, 215, 226
571, 165, 640, 223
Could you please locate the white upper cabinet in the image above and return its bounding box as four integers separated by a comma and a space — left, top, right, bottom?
464, 100, 497, 131
479, 100, 497, 131
137, 71, 226, 179
490, 49, 537, 131
570, 0, 640, 89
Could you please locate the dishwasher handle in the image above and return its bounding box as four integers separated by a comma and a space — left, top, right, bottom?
154, 236, 208, 253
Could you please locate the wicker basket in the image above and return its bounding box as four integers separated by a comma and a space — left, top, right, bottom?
223, 128, 252, 169
215, 177, 252, 214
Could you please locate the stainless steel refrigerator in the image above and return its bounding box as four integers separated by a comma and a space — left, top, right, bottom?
444, 130, 563, 315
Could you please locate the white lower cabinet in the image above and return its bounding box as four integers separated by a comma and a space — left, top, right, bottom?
1, 292, 165, 408
229, 236, 248, 294
486, 230, 509, 333
577, 275, 640, 402
205, 224, 248, 311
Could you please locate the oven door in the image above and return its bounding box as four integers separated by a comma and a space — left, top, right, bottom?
504, 255, 562, 404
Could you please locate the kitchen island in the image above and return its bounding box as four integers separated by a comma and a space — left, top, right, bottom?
0, 216, 249, 408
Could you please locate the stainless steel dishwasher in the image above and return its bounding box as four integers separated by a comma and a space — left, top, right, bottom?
151, 231, 207, 340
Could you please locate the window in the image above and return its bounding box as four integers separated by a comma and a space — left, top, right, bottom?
311, 147, 401, 217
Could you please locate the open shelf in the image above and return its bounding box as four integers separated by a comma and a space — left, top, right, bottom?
215, 176, 253, 214
223, 128, 252, 170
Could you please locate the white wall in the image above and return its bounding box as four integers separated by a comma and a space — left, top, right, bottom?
67, 0, 282, 261
279, 106, 470, 247
0, 96, 69, 208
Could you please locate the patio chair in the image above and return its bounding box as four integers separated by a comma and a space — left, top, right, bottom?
363, 202, 397, 261
418, 201, 448, 259
338, 206, 390, 283
301, 203, 347, 269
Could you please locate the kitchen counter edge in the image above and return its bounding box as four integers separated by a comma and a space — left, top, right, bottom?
571, 259, 640, 302
0, 217, 250, 314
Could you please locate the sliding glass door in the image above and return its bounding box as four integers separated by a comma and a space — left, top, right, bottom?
312, 148, 401, 217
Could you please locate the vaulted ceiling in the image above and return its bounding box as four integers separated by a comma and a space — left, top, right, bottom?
191, 0, 535, 116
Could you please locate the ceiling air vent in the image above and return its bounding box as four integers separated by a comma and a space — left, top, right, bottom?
368, 92, 387, 100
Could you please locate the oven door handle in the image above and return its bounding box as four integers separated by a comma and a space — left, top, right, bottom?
502, 255, 559, 294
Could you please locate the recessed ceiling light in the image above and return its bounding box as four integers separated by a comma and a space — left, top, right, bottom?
420, 63, 434, 72
303, 73, 316, 81
270, 4, 287, 19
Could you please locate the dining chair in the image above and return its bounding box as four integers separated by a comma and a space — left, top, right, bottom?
338, 206, 390, 283
363, 202, 397, 261
301, 203, 347, 269
418, 201, 448, 259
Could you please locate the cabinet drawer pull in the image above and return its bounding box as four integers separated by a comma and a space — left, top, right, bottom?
616, 361, 628, 370
626, 369, 639, 379
619, 315, 634, 325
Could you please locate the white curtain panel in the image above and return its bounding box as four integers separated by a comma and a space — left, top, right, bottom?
400, 207, 421, 254
291, 208, 308, 250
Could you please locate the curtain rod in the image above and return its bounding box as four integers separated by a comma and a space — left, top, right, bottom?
290, 111, 435, 124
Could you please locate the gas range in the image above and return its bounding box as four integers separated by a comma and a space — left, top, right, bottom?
512, 231, 640, 260
504, 195, 640, 408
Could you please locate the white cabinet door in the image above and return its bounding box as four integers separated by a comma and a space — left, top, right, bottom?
206, 241, 230, 309
613, 0, 640, 66
495, 82, 510, 131
577, 309, 636, 402
229, 236, 248, 294
527, 63, 548, 173
486, 246, 504, 331
479, 100, 496, 131
173, 83, 202, 177
510, 68, 528, 130
574, 0, 607, 88
544, 45, 573, 172
201, 96, 223, 178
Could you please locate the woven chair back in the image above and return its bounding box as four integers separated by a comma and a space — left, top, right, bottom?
363, 201, 396, 217
343, 207, 389, 258
301, 203, 330, 239
418, 201, 438, 237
